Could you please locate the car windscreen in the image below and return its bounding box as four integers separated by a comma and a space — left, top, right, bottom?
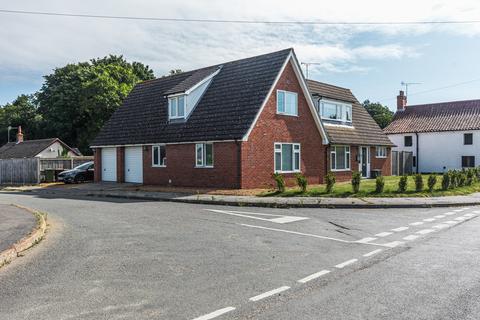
74, 162, 93, 170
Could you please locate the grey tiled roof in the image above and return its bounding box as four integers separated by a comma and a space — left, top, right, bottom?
92, 49, 292, 146
0, 138, 79, 159
163, 66, 221, 95
307, 80, 394, 146
384, 99, 480, 134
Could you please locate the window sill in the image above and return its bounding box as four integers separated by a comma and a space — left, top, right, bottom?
330, 169, 351, 172
195, 166, 214, 169
274, 170, 301, 174
152, 165, 166, 168
375, 156, 387, 159
276, 112, 298, 117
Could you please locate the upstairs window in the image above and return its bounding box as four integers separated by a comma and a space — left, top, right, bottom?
320, 100, 352, 123
196, 143, 213, 167
464, 133, 473, 145
404, 136, 413, 147
152, 145, 166, 167
375, 146, 387, 158
169, 95, 186, 119
277, 90, 298, 116
274, 143, 300, 172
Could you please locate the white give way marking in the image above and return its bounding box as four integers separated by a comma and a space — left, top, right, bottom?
205, 209, 309, 224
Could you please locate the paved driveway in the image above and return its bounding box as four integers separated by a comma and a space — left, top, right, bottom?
0, 193, 479, 319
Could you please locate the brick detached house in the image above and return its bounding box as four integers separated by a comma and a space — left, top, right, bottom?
384, 91, 480, 174
91, 49, 393, 188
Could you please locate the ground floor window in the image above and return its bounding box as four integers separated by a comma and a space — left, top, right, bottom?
331, 146, 350, 170
274, 143, 300, 172
152, 145, 166, 167
196, 143, 214, 167
462, 156, 475, 168
375, 146, 387, 158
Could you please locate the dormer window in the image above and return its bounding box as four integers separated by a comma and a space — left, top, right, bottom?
169, 95, 186, 119
320, 99, 352, 123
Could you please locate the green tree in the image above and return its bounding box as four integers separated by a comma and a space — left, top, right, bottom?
0, 94, 42, 145
362, 100, 394, 129
37, 56, 154, 154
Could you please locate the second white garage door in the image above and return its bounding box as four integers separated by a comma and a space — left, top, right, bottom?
125, 146, 143, 183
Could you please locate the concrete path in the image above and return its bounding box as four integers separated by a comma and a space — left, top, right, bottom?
0, 204, 36, 252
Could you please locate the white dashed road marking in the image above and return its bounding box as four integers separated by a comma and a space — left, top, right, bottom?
417, 229, 435, 235
434, 215, 446, 219
445, 221, 458, 225
375, 232, 393, 237
391, 226, 409, 232
445, 212, 456, 216
384, 241, 404, 248
432, 224, 449, 230
403, 235, 420, 241
335, 259, 358, 268
205, 209, 309, 224
454, 209, 464, 212
363, 249, 382, 257
192, 307, 236, 320
423, 218, 436, 222
297, 270, 331, 283
409, 222, 424, 226
356, 237, 377, 243
454, 217, 466, 221
249, 286, 290, 302
464, 213, 476, 217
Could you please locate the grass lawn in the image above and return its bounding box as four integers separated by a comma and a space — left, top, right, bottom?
260, 175, 480, 198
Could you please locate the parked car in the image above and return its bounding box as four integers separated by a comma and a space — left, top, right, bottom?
58, 161, 94, 183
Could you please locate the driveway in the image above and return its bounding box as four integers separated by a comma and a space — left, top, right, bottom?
0, 193, 479, 319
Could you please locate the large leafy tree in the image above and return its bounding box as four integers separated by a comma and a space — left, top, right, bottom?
37, 55, 154, 154
0, 94, 42, 145
362, 100, 394, 129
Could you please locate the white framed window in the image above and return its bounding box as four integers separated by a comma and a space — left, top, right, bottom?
320, 100, 352, 123
274, 143, 300, 173
330, 146, 351, 171
375, 146, 387, 158
195, 143, 214, 167
277, 90, 298, 116
168, 95, 186, 119
152, 145, 166, 167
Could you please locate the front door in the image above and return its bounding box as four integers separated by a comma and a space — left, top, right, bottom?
359, 147, 370, 178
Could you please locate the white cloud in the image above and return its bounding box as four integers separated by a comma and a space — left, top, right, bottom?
0, 0, 478, 82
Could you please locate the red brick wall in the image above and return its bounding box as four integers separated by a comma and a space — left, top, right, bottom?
371, 146, 392, 176
142, 142, 240, 188
240, 61, 326, 189
116, 147, 125, 183
93, 148, 102, 182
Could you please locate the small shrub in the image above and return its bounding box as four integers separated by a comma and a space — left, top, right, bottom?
325, 172, 336, 193
466, 168, 476, 186
295, 173, 308, 193
441, 172, 450, 190
272, 173, 285, 193
398, 175, 408, 193
375, 175, 385, 193
414, 174, 424, 192
458, 172, 467, 187
351, 171, 361, 193
449, 170, 458, 189
427, 175, 437, 192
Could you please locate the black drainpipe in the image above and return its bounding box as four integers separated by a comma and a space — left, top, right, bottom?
415, 132, 419, 174
235, 140, 242, 189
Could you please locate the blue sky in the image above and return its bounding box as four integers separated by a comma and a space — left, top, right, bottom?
1, 0, 479, 111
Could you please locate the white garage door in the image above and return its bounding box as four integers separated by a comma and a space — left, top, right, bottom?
101, 147, 117, 182
125, 146, 143, 183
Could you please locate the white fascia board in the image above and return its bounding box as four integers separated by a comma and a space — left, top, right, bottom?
241, 51, 329, 144
185, 67, 222, 94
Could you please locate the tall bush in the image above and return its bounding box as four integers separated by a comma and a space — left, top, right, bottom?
466, 169, 476, 186
427, 175, 437, 192
351, 171, 361, 193
295, 173, 308, 193
414, 174, 424, 192
449, 170, 458, 189
325, 172, 336, 193
272, 173, 285, 193
398, 175, 408, 193
441, 172, 450, 190
375, 175, 385, 193
458, 172, 467, 187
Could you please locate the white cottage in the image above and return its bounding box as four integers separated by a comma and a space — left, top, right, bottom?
384, 91, 480, 174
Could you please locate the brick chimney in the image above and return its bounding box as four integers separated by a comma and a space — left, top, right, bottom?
397, 90, 407, 111
16, 126, 24, 143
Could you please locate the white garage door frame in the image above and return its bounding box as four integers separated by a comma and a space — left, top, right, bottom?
101, 147, 117, 182
125, 146, 143, 183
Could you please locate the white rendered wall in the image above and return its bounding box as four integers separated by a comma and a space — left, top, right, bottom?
36, 142, 77, 158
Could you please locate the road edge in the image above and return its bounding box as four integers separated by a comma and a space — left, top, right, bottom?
0, 205, 47, 268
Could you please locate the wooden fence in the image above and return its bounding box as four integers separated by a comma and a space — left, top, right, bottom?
0, 157, 93, 185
